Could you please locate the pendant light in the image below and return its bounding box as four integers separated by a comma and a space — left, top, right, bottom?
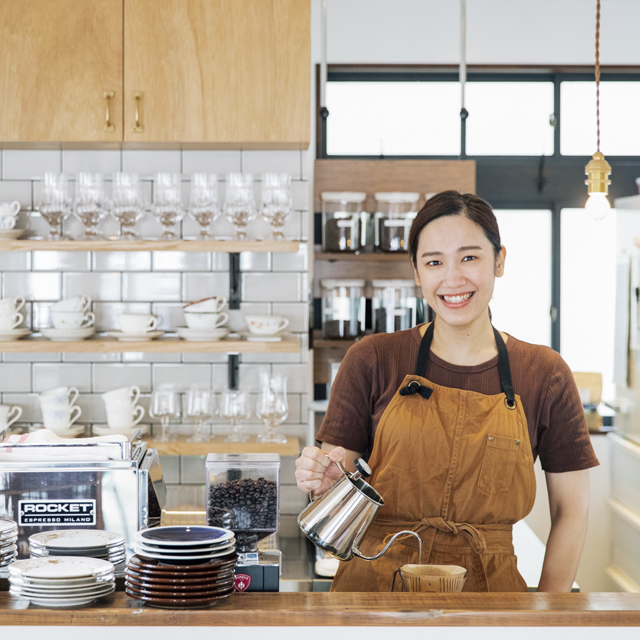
584, 0, 611, 220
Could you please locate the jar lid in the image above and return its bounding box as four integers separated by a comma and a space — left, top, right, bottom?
372, 279, 418, 288
321, 192, 367, 203
321, 279, 366, 288
374, 192, 420, 203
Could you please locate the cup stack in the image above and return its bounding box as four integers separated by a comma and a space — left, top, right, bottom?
0, 518, 18, 568
28, 530, 127, 566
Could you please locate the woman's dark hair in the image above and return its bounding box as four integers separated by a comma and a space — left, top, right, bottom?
409, 190, 501, 266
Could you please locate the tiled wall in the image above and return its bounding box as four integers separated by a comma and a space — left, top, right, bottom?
0, 148, 312, 520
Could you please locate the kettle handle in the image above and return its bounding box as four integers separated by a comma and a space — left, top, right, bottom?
308, 456, 348, 503
353, 530, 422, 562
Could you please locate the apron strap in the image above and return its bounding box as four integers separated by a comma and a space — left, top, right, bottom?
414, 322, 516, 408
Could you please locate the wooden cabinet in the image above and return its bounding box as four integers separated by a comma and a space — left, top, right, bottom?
0, 0, 123, 143
0, 0, 310, 147
124, 0, 310, 147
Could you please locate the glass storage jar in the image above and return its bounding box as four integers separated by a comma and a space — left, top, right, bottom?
372, 279, 419, 333
374, 192, 419, 253
206, 453, 280, 553
321, 192, 367, 253
321, 279, 366, 340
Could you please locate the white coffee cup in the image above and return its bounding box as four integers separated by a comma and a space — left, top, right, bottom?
0, 311, 24, 331
51, 295, 91, 313
39, 387, 81, 433
184, 311, 228, 331
245, 315, 289, 335
50, 310, 95, 329
117, 313, 160, 334
0, 404, 23, 434
0, 297, 25, 313
0, 216, 17, 230
0, 201, 20, 217
102, 386, 144, 429
183, 296, 228, 313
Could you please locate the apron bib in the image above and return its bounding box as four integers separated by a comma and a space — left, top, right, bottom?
331, 322, 536, 593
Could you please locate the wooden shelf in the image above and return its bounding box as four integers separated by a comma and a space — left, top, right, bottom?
0, 336, 299, 353
315, 250, 410, 262
0, 239, 302, 253
146, 435, 300, 456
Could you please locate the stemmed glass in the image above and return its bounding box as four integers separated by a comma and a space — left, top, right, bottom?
149, 386, 180, 443
153, 173, 185, 240
185, 386, 213, 443
189, 173, 219, 239
224, 173, 255, 240
40, 172, 71, 240
256, 373, 288, 444
261, 173, 293, 240
220, 388, 251, 443
111, 172, 145, 239
74, 172, 108, 240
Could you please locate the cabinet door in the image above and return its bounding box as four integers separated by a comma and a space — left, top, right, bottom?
124, 0, 310, 147
0, 0, 123, 143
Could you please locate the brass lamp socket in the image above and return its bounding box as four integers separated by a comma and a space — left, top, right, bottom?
585, 151, 612, 195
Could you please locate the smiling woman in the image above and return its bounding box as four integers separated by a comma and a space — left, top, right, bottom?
296, 190, 599, 594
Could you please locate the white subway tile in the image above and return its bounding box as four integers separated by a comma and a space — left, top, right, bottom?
153, 364, 212, 390
2, 150, 60, 179
152, 252, 211, 271
75, 394, 106, 423
240, 252, 271, 272
93, 302, 151, 331
122, 151, 181, 175
0, 181, 32, 209
24, 210, 51, 238
242, 273, 302, 302
272, 244, 308, 271
242, 151, 302, 179
292, 181, 310, 210
2, 393, 39, 421
151, 303, 185, 330
136, 212, 164, 238
301, 150, 311, 181
63, 353, 121, 363
300, 208, 310, 239
122, 352, 181, 363
4, 352, 60, 363
0, 253, 30, 271
182, 353, 229, 363
212, 252, 232, 272
0, 364, 32, 392
182, 151, 241, 175
31, 302, 53, 330
180, 216, 205, 239
33, 363, 92, 393
271, 303, 308, 332
93, 364, 151, 393
280, 210, 302, 239
93, 252, 151, 271
32, 252, 91, 271
183, 272, 229, 302
272, 364, 311, 393
4, 273, 61, 301
122, 272, 181, 301
62, 150, 121, 174
63, 272, 121, 301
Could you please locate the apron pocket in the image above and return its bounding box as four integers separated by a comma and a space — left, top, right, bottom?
477, 434, 520, 494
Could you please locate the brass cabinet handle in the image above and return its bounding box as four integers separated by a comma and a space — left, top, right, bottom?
133, 92, 144, 133
104, 91, 115, 132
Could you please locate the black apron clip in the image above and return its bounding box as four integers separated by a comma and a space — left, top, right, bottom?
399, 380, 433, 400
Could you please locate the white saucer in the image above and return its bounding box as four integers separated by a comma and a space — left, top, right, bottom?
47, 425, 86, 438
106, 331, 164, 342
41, 327, 96, 341
0, 327, 31, 341
92, 424, 149, 437
0, 229, 26, 240
176, 327, 229, 342
244, 331, 288, 342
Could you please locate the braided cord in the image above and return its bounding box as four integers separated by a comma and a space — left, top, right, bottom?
595, 0, 601, 152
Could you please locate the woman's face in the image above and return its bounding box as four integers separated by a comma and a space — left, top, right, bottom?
413, 214, 506, 330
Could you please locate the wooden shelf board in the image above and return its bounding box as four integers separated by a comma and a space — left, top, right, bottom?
146, 435, 300, 456
315, 250, 410, 262
0, 239, 301, 253
0, 337, 299, 353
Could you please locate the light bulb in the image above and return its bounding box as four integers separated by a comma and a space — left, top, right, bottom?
585, 191, 611, 220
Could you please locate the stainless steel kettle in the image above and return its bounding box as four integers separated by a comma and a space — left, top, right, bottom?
297, 457, 421, 561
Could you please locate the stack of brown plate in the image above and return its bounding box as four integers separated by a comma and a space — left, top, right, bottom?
125, 553, 237, 609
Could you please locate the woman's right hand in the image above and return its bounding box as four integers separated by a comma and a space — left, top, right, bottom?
295, 446, 346, 496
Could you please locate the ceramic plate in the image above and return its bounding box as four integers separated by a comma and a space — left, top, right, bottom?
176, 327, 229, 342
10, 574, 114, 588
0, 544, 17, 554
91, 424, 150, 437
0, 229, 26, 239
10, 590, 114, 607
40, 327, 96, 341
125, 581, 232, 598
12, 582, 115, 598
125, 565, 235, 581
125, 587, 233, 609
0, 328, 31, 341
128, 554, 237, 573
9, 556, 114, 580
29, 529, 125, 549
135, 541, 234, 556
0, 520, 17, 535
44, 425, 86, 438
134, 545, 235, 562
139, 538, 235, 552
125, 571, 234, 590
106, 331, 164, 342
135, 526, 234, 546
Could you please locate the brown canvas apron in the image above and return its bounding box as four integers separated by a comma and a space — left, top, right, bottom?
331, 322, 536, 592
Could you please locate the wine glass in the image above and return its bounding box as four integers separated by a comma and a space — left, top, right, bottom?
256, 373, 288, 444
149, 386, 180, 443
111, 172, 145, 239
189, 173, 219, 239
153, 173, 185, 240
220, 388, 251, 443
40, 172, 71, 240
224, 173, 255, 240
74, 172, 108, 240
261, 173, 293, 239
185, 386, 213, 443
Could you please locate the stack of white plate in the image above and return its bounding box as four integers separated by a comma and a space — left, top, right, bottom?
9, 557, 115, 607
0, 518, 18, 567
29, 529, 127, 566
134, 525, 235, 565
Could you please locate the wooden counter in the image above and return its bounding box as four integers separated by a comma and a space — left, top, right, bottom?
1, 592, 640, 626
